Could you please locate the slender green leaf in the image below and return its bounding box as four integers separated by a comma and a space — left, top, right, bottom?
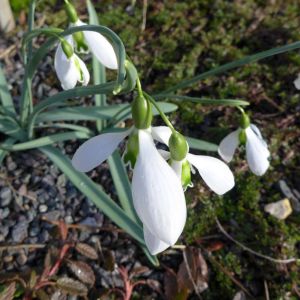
87, 0, 106, 131
20, 0, 37, 125
1, 131, 91, 151
108, 151, 140, 224
160, 40, 300, 94
36, 123, 94, 135
153, 95, 249, 106
0, 65, 16, 116
41, 146, 145, 245
186, 137, 218, 152
35, 102, 178, 123
36, 104, 129, 123
28, 81, 116, 136
0, 138, 16, 165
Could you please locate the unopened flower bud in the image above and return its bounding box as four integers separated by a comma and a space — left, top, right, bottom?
169, 131, 188, 161
240, 113, 250, 129
124, 133, 139, 168
61, 39, 74, 58
65, 0, 78, 23
131, 95, 152, 129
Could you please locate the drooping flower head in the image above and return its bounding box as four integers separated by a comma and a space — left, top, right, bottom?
151, 127, 235, 195
54, 37, 90, 90
64, 0, 118, 70
218, 112, 270, 176
72, 94, 186, 255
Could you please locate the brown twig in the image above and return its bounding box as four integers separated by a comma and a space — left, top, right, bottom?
0, 244, 45, 251
264, 280, 270, 300
215, 217, 298, 264
182, 249, 203, 300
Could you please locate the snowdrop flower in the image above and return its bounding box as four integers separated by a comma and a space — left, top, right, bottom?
137, 126, 235, 254
294, 74, 300, 90
54, 37, 90, 90
151, 126, 235, 195
218, 115, 270, 176
72, 96, 186, 255
65, 0, 118, 69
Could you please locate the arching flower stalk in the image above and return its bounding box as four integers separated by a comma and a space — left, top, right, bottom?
218, 111, 270, 176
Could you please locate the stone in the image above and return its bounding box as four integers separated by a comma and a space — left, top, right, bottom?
0, 187, 12, 206
12, 221, 28, 242
264, 198, 293, 220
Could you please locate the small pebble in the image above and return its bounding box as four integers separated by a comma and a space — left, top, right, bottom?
12, 221, 28, 242
0, 208, 10, 219
0, 187, 12, 206
39, 204, 48, 213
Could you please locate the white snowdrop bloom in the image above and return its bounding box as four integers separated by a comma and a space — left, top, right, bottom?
151, 126, 235, 195
294, 74, 300, 90
132, 129, 186, 251
218, 124, 270, 176
72, 20, 118, 70
54, 36, 90, 90
72, 127, 186, 255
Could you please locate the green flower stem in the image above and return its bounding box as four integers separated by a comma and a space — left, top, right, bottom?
143, 92, 175, 133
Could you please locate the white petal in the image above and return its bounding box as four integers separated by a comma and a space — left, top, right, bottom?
245, 127, 270, 176
144, 225, 170, 255
187, 153, 235, 195
132, 130, 186, 245
158, 149, 171, 160
171, 160, 183, 179
151, 126, 172, 145
54, 43, 78, 90
294, 74, 300, 90
75, 20, 118, 70
250, 124, 268, 148
75, 55, 90, 86
72, 129, 131, 172
218, 129, 240, 162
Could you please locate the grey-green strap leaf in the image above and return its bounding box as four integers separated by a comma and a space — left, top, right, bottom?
153, 95, 249, 107
0, 64, 17, 116
41, 145, 145, 245
186, 136, 218, 152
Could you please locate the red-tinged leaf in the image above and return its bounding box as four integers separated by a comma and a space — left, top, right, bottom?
206, 241, 225, 252
0, 282, 16, 300
130, 266, 150, 278
56, 277, 88, 296
177, 247, 208, 294
75, 243, 98, 260
66, 260, 95, 286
